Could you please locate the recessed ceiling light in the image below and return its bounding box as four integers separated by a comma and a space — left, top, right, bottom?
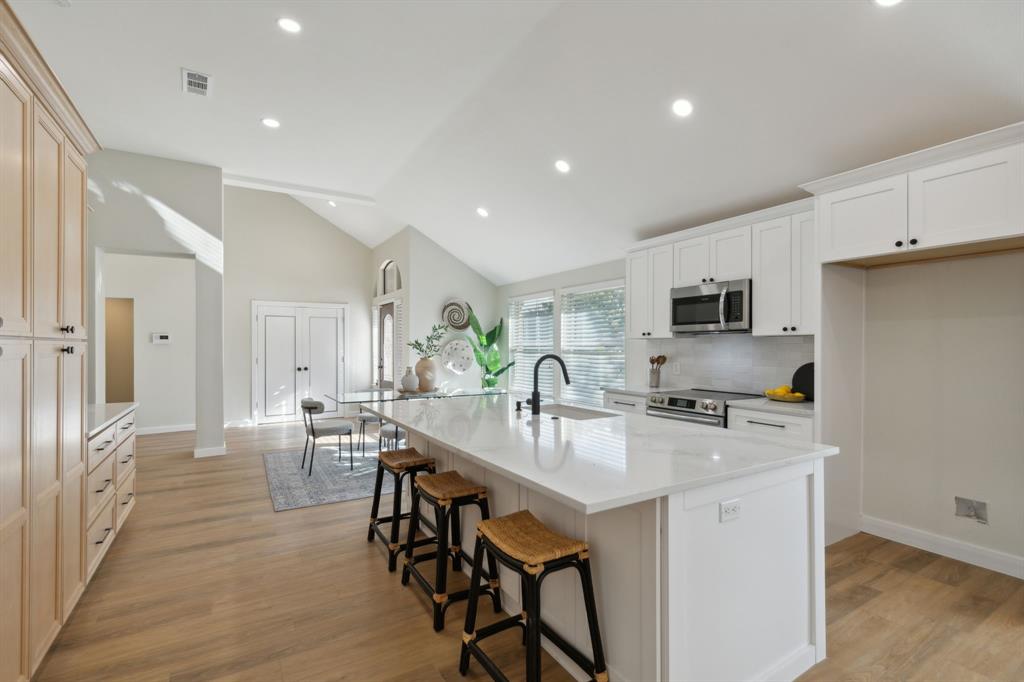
328, 200, 337, 207
672, 99, 694, 118
874, 0, 902, 6
277, 17, 302, 33
554, 159, 571, 174
476, 207, 489, 218
261, 117, 281, 129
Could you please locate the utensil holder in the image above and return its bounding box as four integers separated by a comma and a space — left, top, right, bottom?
649, 368, 661, 388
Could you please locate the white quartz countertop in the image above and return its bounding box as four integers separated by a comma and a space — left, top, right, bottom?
87, 402, 137, 440
364, 395, 837, 514
726, 397, 815, 418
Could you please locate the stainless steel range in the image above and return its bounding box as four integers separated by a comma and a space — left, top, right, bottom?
646, 388, 761, 428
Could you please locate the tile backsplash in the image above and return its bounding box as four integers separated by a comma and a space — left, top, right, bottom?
627, 334, 814, 394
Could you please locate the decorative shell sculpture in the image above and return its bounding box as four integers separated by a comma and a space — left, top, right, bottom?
442, 299, 471, 330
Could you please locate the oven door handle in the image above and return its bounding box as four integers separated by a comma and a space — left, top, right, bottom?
646, 407, 722, 426
718, 284, 728, 327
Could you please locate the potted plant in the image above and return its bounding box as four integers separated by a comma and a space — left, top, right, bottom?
408, 323, 448, 392
466, 306, 514, 389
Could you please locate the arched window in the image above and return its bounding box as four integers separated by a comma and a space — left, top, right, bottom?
380, 259, 401, 295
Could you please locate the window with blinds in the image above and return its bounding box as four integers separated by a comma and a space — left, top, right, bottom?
508, 293, 555, 397
561, 284, 625, 406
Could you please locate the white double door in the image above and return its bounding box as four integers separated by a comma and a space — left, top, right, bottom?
255, 303, 346, 424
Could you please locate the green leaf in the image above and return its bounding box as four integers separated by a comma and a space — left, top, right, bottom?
492, 361, 514, 378
485, 347, 501, 373
467, 305, 484, 343
466, 336, 486, 367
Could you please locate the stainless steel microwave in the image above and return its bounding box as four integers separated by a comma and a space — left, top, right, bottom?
670, 279, 752, 334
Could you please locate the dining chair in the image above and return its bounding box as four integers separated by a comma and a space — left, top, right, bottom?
300, 399, 355, 475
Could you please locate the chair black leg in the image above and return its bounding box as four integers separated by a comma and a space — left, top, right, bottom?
359, 420, 365, 455
308, 439, 316, 476
338, 434, 342, 463
524, 574, 542, 682
301, 435, 309, 469
401, 485, 421, 586
368, 462, 385, 542
349, 433, 354, 470
459, 536, 487, 675
433, 503, 450, 631
387, 471, 404, 571
577, 558, 608, 680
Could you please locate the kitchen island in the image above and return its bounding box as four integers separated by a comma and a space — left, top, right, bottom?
364, 394, 838, 682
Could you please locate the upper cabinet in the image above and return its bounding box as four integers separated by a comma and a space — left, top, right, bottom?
673, 225, 751, 287
752, 211, 816, 336
62, 147, 87, 340
626, 244, 673, 339
817, 175, 907, 262
0, 59, 32, 337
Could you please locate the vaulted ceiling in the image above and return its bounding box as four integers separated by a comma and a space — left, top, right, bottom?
13, 0, 1024, 284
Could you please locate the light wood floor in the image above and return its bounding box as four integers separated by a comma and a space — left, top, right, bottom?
34, 425, 1024, 682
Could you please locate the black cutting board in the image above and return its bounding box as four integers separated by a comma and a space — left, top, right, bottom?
792, 363, 814, 401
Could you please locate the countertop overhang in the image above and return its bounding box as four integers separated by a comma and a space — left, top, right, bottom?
87, 402, 137, 439
363, 394, 837, 514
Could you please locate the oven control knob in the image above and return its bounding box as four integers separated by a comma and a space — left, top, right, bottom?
701, 400, 718, 412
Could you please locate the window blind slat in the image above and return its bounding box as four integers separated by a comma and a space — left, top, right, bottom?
561, 286, 625, 406
508, 295, 555, 396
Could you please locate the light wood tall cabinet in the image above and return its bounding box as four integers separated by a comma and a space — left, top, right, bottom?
0, 27, 98, 680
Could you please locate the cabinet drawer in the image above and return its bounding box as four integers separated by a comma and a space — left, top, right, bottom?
87, 450, 116, 522
115, 469, 136, 533
727, 408, 813, 442
115, 410, 136, 445
603, 391, 647, 415
115, 433, 136, 486
86, 494, 116, 581
88, 423, 117, 472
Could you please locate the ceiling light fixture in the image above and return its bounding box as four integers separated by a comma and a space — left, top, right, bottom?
554, 159, 571, 174
328, 200, 337, 207
476, 207, 489, 218
874, 0, 902, 6
277, 17, 302, 33
261, 117, 281, 129
672, 99, 694, 118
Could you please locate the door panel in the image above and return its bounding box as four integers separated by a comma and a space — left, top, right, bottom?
818, 175, 907, 262
649, 245, 674, 339
302, 308, 341, 415
259, 308, 298, 421
793, 211, 817, 335
0, 59, 31, 337
625, 251, 649, 338
709, 225, 752, 282
0, 340, 30, 682
672, 237, 708, 287
61, 344, 85, 618
751, 218, 793, 336
378, 303, 394, 388
63, 149, 87, 339
33, 108, 63, 339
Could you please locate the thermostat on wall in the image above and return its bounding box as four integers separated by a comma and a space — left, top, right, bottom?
151, 333, 172, 345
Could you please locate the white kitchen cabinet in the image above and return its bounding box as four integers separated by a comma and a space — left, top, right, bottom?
626, 245, 673, 339
908, 144, 1023, 250
673, 226, 751, 287
817, 175, 907, 262
728, 408, 813, 442
752, 211, 816, 336
602, 390, 647, 415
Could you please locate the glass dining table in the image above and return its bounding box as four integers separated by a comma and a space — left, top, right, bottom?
323, 386, 506, 406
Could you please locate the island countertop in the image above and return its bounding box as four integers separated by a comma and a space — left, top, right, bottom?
363, 394, 837, 514
87, 402, 137, 439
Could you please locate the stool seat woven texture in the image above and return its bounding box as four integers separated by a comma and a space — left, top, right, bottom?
478, 510, 587, 567
416, 470, 487, 503
379, 447, 432, 471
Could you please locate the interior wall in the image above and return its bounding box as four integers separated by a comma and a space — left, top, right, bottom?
104, 297, 134, 402
222, 187, 373, 424
102, 253, 196, 432
862, 251, 1024, 560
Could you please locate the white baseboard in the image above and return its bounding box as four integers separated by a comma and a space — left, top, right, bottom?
224, 419, 255, 428
193, 444, 226, 458
861, 515, 1024, 580
135, 423, 195, 436
754, 644, 817, 682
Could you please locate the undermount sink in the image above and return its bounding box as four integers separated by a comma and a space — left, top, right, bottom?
538, 404, 617, 421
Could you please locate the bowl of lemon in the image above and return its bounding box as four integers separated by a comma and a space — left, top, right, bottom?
764, 384, 806, 402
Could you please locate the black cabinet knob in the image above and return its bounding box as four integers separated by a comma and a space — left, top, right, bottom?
709, 278, 715, 282
701, 278, 707, 283
791, 326, 797, 331
783, 327, 789, 332
895, 240, 904, 247
297, 367, 302, 371
909, 238, 918, 245
303, 366, 309, 371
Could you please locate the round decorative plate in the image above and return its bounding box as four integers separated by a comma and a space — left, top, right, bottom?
442, 299, 471, 330
441, 339, 474, 375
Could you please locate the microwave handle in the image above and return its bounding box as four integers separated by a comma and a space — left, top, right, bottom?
718, 284, 728, 327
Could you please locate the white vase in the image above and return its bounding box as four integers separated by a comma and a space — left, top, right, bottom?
401, 366, 419, 392
415, 357, 438, 393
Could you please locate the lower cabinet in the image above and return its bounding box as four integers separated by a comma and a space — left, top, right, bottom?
727, 407, 813, 442
602, 390, 648, 415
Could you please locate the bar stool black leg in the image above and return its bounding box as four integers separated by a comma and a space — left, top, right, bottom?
449, 505, 463, 572
387, 471, 404, 571
524, 574, 542, 682
478, 498, 502, 613
368, 462, 385, 542
401, 485, 421, 586
432, 502, 450, 631
577, 558, 608, 680
459, 536, 486, 675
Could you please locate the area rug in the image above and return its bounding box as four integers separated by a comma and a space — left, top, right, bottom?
262, 444, 393, 512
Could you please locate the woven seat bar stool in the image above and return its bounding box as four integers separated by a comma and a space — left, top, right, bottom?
367, 447, 437, 571
460, 510, 608, 682
401, 470, 502, 631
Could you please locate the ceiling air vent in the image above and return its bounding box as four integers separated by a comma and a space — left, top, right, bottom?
181, 69, 211, 96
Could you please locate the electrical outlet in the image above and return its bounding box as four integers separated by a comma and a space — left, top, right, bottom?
955, 496, 988, 524
671, 361, 681, 375
719, 498, 741, 522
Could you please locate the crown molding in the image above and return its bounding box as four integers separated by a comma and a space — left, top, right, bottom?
222, 173, 377, 207
628, 197, 814, 252
799, 121, 1024, 196
0, 1, 100, 155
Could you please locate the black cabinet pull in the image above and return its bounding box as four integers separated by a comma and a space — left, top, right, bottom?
60, 325, 75, 334
909, 238, 918, 245
94, 527, 112, 545
96, 439, 114, 452
121, 492, 134, 505
95, 478, 113, 494
746, 419, 785, 429
895, 240, 904, 247
61, 346, 75, 354
120, 453, 134, 465
612, 400, 637, 407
